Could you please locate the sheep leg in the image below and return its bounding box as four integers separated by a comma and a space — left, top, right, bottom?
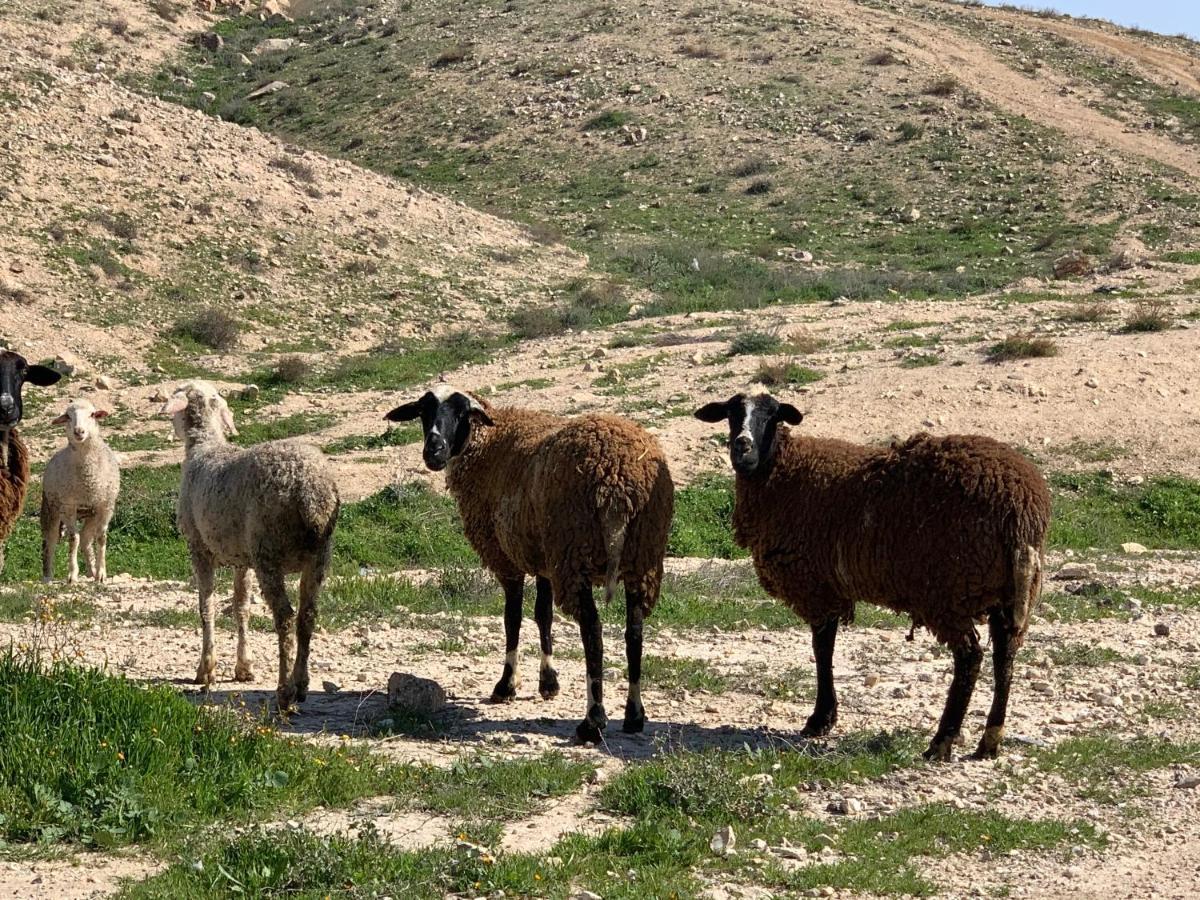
232, 567, 254, 683
293, 554, 328, 703
924, 633, 983, 762
193, 554, 218, 689
79, 518, 100, 580
575, 585, 608, 744
972, 609, 1018, 760
801, 618, 840, 737
490, 576, 524, 702
41, 512, 60, 584
535, 576, 560, 700
258, 566, 298, 712
91, 514, 112, 583
65, 514, 81, 585
622, 590, 646, 733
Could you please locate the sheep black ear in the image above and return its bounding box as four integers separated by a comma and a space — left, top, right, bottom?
385, 401, 423, 422
25, 365, 61, 387
468, 408, 494, 427
693, 401, 730, 423
777, 403, 803, 426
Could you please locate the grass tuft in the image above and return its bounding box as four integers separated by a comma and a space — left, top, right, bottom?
986, 333, 1057, 362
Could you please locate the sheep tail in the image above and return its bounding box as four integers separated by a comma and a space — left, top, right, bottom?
601, 505, 629, 605
1010, 544, 1042, 639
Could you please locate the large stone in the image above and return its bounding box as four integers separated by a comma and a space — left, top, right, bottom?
252, 37, 296, 55
246, 81, 289, 100
386, 672, 446, 715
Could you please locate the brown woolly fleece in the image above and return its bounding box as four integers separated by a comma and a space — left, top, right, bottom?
445, 400, 674, 617
0, 430, 31, 548
734, 431, 1051, 645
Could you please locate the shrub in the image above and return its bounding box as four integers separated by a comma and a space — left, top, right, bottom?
728, 156, 769, 178
432, 43, 472, 67
754, 358, 824, 386
898, 120, 925, 142
268, 156, 316, 183
171, 307, 240, 351
149, 0, 181, 21
582, 109, 630, 130
272, 355, 310, 384
679, 43, 725, 59
986, 333, 1058, 362
744, 178, 773, 196
1058, 301, 1112, 323
1122, 300, 1171, 333
728, 330, 781, 356
924, 76, 958, 97
867, 50, 899, 66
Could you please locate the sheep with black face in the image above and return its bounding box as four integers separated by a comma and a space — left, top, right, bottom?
695, 391, 1050, 761
387, 385, 674, 744
0, 350, 62, 575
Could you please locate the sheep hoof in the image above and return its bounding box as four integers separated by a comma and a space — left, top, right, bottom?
294, 682, 309, 702
538, 669, 560, 700
800, 709, 837, 738
194, 661, 216, 688
276, 686, 299, 713
923, 737, 955, 762
575, 704, 608, 745
622, 703, 645, 734
234, 662, 254, 683
490, 679, 519, 703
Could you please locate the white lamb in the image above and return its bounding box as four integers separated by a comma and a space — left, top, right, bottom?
41, 398, 121, 583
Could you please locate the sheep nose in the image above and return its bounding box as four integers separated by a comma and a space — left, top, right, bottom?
0, 394, 13, 413
74, 428, 86, 440
733, 435, 753, 453
426, 433, 446, 453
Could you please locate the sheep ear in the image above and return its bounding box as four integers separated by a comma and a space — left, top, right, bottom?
25, 365, 62, 387
777, 403, 803, 426
693, 401, 730, 423
466, 396, 494, 427
161, 394, 188, 416
91, 409, 110, 420
385, 401, 423, 422
51, 413, 69, 425
218, 399, 238, 436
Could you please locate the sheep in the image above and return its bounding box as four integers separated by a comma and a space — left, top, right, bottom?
386, 385, 674, 744
161, 381, 340, 710
0, 350, 62, 575
694, 391, 1050, 761
41, 399, 121, 584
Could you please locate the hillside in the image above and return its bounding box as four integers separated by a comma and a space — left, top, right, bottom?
2, 0, 1200, 897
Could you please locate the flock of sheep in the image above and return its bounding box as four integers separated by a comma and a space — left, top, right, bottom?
0, 348, 1051, 761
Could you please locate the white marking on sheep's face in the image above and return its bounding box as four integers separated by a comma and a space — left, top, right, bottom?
386, 387, 493, 472
58, 402, 103, 447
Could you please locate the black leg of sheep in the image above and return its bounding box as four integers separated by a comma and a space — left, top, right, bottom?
576, 585, 608, 744
623, 591, 646, 733
924, 633, 984, 761
491, 577, 525, 703
534, 576, 560, 700
801, 618, 840, 737
972, 609, 1019, 760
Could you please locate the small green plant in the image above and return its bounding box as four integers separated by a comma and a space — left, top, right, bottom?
1122, 300, 1171, 333
582, 109, 630, 130
170, 307, 240, 351
432, 43, 472, 67
986, 333, 1057, 362
268, 155, 316, 183
924, 75, 958, 97
1058, 301, 1112, 323
897, 120, 925, 141
728, 329, 782, 356
900, 353, 940, 368
754, 358, 824, 387
744, 178, 773, 196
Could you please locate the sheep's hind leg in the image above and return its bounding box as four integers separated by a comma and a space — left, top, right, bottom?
801, 618, 840, 737
622, 587, 646, 733
258, 566, 298, 712
293, 551, 329, 703
232, 567, 254, 682
65, 514, 81, 584
79, 518, 99, 581
193, 554, 218, 689
41, 514, 60, 583
535, 576, 559, 699
971, 609, 1018, 760
490, 576, 524, 702
575, 582, 608, 744
924, 632, 983, 762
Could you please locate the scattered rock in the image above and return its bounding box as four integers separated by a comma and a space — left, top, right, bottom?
1121, 542, 1148, 554
827, 797, 864, 815
1053, 250, 1093, 279
95, 375, 114, 391
196, 31, 224, 52
246, 81, 290, 100
322, 680, 340, 693
863, 673, 880, 688
386, 672, 446, 714
253, 38, 297, 55
1054, 562, 1096, 580
149, 389, 168, 404
710, 825, 736, 856
571, 892, 603, 900
1154, 621, 1171, 637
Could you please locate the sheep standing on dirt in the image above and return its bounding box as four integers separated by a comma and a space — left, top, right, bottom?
0, 351, 62, 575
162, 381, 340, 710
387, 385, 675, 744
41, 400, 121, 583
694, 391, 1051, 761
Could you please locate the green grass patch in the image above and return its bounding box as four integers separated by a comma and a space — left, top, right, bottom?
333, 483, 476, 575
1047, 642, 1128, 667
322, 424, 421, 454
639, 655, 727, 694
323, 333, 496, 392
1050, 472, 1200, 551
232, 411, 336, 446
1033, 734, 1200, 802
986, 333, 1057, 362
754, 358, 825, 387
667, 474, 744, 559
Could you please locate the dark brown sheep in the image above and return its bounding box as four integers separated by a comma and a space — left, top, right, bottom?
0, 351, 62, 574
695, 391, 1050, 761
387, 385, 674, 744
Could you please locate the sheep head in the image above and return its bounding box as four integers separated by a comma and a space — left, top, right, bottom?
0, 350, 61, 431
385, 384, 493, 472
52, 399, 109, 447
161, 381, 238, 442
694, 391, 803, 476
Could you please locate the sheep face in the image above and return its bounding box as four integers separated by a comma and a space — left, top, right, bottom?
0, 351, 61, 430
52, 400, 109, 447
161, 382, 238, 441
385, 386, 494, 472
694, 392, 803, 475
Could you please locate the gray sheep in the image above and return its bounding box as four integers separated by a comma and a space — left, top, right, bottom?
162, 381, 340, 710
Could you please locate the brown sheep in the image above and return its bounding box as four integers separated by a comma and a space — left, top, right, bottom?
0, 351, 62, 575
386, 385, 674, 744
694, 391, 1050, 761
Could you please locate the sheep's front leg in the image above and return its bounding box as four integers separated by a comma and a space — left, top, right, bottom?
623, 588, 646, 733
193, 553, 218, 689
78, 518, 99, 581
972, 610, 1017, 760
535, 576, 560, 700
293, 551, 329, 703
65, 513, 81, 584
491, 576, 524, 702
801, 618, 840, 737
925, 633, 983, 762
575, 584, 607, 744
232, 567, 254, 682
91, 513, 112, 583
41, 513, 61, 583
258, 566, 298, 712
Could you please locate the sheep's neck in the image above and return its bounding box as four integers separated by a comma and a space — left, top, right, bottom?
184, 428, 229, 455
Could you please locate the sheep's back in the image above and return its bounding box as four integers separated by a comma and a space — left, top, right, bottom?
180, 440, 339, 569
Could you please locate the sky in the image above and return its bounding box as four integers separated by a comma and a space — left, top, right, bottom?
983, 1, 1200, 40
